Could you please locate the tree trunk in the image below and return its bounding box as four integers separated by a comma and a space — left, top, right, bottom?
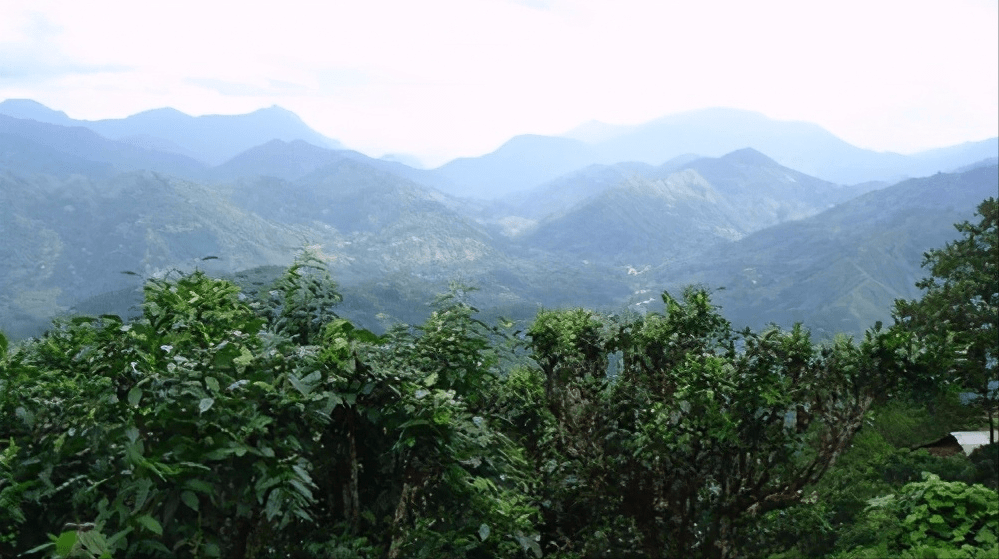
988, 405, 995, 445
387, 480, 415, 559
343, 411, 360, 531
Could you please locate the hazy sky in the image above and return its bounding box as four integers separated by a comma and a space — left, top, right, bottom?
2, 0, 997, 166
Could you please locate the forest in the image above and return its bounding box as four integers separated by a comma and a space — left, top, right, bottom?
1, 198, 996, 559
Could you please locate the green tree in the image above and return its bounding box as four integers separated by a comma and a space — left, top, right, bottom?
894, 197, 998, 442
365, 284, 540, 559
525, 308, 626, 557
526, 288, 909, 559
260, 249, 343, 344
1, 266, 541, 558
0, 272, 334, 557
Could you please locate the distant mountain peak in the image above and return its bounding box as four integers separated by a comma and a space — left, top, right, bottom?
0, 98, 72, 125
257, 104, 296, 114
128, 107, 190, 121
0, 98, 57, 111
720, 147, 778, 166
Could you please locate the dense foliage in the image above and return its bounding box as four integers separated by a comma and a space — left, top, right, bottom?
2, 201, 997, 558
895, 197, 998, 441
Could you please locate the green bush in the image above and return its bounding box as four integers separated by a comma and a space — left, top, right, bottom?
837, 473, 998, 557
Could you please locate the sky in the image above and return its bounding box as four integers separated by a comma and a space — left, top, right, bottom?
1, 0, 997, 167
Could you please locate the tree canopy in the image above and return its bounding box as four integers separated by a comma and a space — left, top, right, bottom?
895, 197, 998, 441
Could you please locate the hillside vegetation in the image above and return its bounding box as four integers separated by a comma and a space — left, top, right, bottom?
2, 107, 996, 341
1, 200, 996, 558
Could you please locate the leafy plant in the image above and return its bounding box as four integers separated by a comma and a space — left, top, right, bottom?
838, 473, 998, 557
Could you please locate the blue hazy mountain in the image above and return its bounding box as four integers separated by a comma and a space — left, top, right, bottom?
427, 134, 599, 198
411, 108, 996, 198
0, 100, 345, 165
210, 139, 352, 181
0, 131, 115, 178
6, 99, 994, 198
0, 99, 76, 126
492, 154, 699, 222
519, 149, 869, 263
210, 138, 452, 193
564, 108, 998, 186
0, 114, 209, 178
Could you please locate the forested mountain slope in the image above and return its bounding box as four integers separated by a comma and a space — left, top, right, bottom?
655, 164, 999, 335
2, 105, 996, 343
520, 149, 871, 264
0, 115, 209, 179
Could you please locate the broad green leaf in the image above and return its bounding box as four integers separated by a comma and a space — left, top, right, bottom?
135, 514, 163, 535
107, 526, 133, 548
301, 370, 322, 386
184, 479, 214, 494
133, 478, 152, 512
55, 530, 78, 556
234, 346, 254, 373
478, 523, 491, 541
292, 464, 312, 483
77, 530, 110, 556
20, 542, 54, 556
205, 376, 220, 393
288, 374, 308, 396
181, 490, 199, 511
204, 447, 234, 460
252, 380, 274, 392
288, 478, 314, 501
515, 534, 543, 558
127, 386, 142, 407
198, 397, 214, 414
264, 488, 283, 521
293, 508, 313, 522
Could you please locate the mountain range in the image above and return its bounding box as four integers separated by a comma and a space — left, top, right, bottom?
561, 108, 999, 186
4, 99, 995, 196
1, 99, 996, 341
0, 99, 344, 166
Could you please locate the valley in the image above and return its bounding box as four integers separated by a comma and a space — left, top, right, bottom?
1, 100, 996, 341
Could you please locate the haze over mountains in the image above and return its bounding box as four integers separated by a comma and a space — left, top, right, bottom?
0, 99, 344, 166
1, 99, 996, 340
560, 108, 999, 186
